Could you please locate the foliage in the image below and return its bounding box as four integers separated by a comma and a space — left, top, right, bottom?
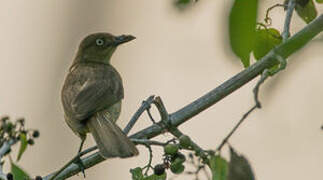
229, 0, 321, 68
0, 116, 39, 180
229, 0, 258, 67
130, 133, 255, 180
295, 0, 318, 24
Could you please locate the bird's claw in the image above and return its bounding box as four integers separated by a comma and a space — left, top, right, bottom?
74, 154, 86, 178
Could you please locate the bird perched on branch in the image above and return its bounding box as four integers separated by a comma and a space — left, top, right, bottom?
61, 33, 138, 160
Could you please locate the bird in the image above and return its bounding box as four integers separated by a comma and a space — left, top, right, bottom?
61, 32, 139, 160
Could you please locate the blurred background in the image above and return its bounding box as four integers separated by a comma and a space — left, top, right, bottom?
0, 0, 322, 179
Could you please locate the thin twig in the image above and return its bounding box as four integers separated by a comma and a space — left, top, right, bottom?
282, 0, 296, 41
131, 138, 176, 147
265, 3, 286, 26
146, 108, 156, 124
142, 144, 153, 175
216, 105, 258, 151
153, 96, 169, 123
124, 95, 155, 135
253, 69, 270, 108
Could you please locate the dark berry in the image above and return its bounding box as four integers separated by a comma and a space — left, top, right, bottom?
7, 173, 13, 180
32, 130, 40, 138
27, 139, 34, 145
35, 176, 43, 180
154, 164, 165, 176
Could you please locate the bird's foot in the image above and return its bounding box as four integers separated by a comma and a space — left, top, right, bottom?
74, 153, 86, 178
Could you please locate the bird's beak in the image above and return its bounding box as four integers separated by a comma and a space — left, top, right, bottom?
114, 35, 136, 46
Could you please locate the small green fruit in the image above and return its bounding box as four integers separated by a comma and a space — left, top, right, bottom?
164, 144, 179, 155
170, 163, 185, 174
174, 156, 186, 164
179, 135, 191, 148
171, 152, 186, 163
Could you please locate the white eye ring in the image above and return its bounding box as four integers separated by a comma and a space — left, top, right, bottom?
96, 38, 104, 46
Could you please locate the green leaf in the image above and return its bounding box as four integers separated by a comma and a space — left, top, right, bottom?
11, 161, 30, 180
208, 155, 228, 180
316, 0, 323, 3
253, 28, 282, 60
130, 167, 144, 180
228, 146, 255, 180
143, 173, 167, 180
174, 0, 195, 10
296, 0, 310, 7
229, 0, 258, 67
295, 0, 317, 24
17, 133, 28, 161
176, 0, 190, 4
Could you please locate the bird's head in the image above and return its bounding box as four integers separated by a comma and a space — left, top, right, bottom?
73, 33, 135, 65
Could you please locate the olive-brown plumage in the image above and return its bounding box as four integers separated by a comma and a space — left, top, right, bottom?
61, 33, 138, 158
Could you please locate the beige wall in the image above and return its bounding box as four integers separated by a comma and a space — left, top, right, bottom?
0, 0, 322, 179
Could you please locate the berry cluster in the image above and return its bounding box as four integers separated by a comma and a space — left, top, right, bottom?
0, 116, 39, 147
153, 135, 193, 176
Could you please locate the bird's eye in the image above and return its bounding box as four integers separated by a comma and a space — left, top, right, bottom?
96, 38, 104, 46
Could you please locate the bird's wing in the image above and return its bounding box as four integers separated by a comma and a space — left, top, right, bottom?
70, 65, 124, 120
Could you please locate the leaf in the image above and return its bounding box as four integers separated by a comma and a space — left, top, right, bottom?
253, 28, 282, 60
143, 173, 167, 180
229, 0, 258, 67
130, 167, 144, 180
208, 155, 228, 180
295, 0, 317, 24
228, 146, 255, 180
174, 0, 195, 10
17, 133, 28, 161
176, 0, 190, 4
316, 0, 323, 3
10, 161, 30, 180
296, 0, 310, 7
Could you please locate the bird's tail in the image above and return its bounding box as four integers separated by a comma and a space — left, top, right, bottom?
87, 111, 138, 159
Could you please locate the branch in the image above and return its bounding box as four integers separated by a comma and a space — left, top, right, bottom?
44, 14, 323, 180
215, 2, 297, 151
124, 95, 155, 135
216, 105, 257, 151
